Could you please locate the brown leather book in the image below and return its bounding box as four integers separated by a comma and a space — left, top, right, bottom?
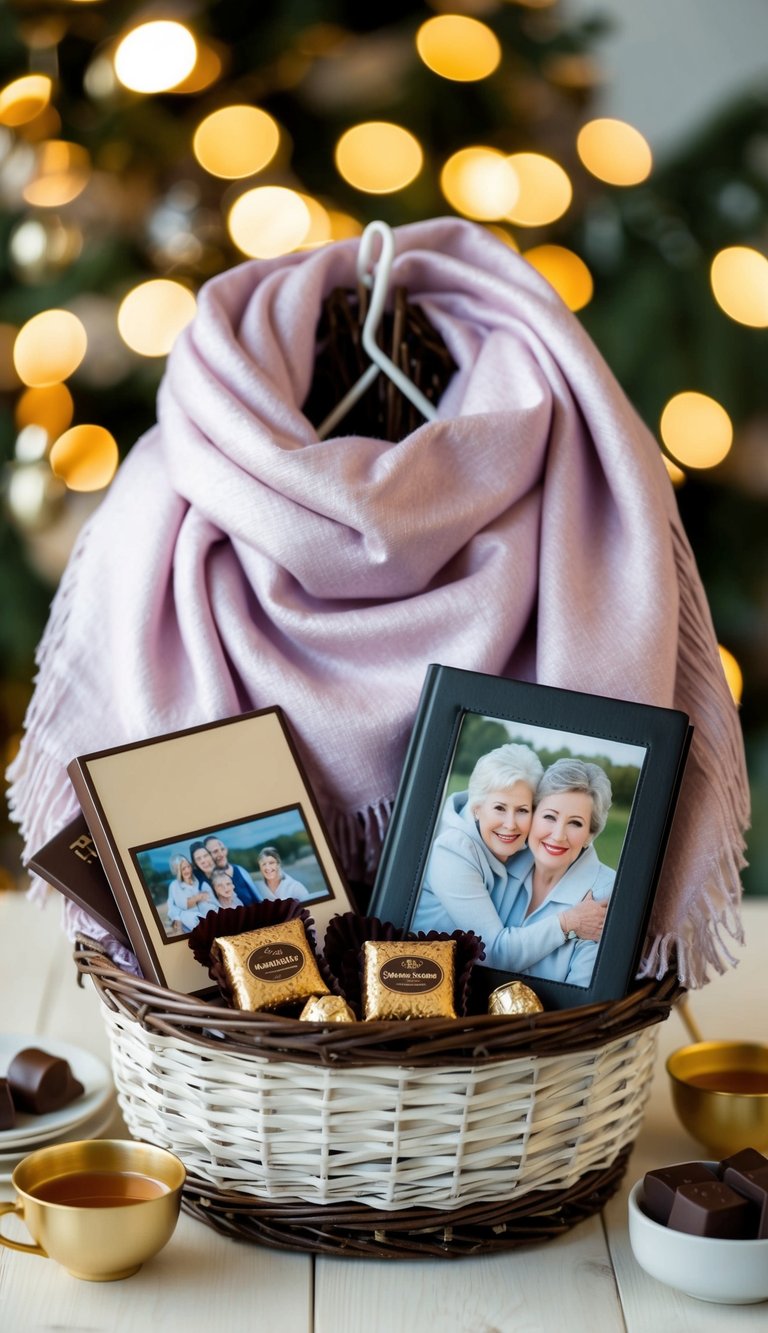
27, 812, 131, 949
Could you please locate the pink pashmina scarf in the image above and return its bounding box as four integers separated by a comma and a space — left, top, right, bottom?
7, 217, 749, 986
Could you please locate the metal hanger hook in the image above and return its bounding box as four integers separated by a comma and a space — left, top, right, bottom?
316, 219, 438, 439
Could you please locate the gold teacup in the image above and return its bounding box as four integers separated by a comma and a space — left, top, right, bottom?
0, 1138, 185, 1281
666, 1040, 768, 1157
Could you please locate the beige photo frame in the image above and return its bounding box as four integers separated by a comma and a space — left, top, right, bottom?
68, 708, 355, 995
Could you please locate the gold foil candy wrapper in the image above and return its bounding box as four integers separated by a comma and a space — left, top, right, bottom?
212, 917, 329, 1012
363, 940, 456, 1021
299, 995, 356, 1023
488, 980, 544, 1017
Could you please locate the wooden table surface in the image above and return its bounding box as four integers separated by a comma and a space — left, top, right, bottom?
1, 889, 766, 1333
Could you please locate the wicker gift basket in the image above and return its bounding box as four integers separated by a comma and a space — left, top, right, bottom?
75, 936, 681, 1259
17, 222, 740, 1261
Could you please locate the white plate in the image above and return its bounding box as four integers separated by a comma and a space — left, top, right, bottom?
0, 1099, 120, 1185
0, 1095, 119, 1167
0, 1034, 112, 1151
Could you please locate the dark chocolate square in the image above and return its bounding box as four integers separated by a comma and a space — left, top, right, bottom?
722, 1154, 768, 1239
719, 1147, 768, 1177
667, 1179, 757, 1239
643, 1161, 717, 1225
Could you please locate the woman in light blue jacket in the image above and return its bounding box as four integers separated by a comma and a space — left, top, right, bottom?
411, 745, 607, 972
502, 758, 615, 988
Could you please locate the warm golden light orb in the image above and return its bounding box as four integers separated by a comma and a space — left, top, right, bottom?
416, 15, 501, 81
440, 146, 519, 220
227, 186, 311, 258
16, 383, 74, 438
297, 195, 332, 248
117, 280, 196, 357
23, 140, 90, 207
335, 122, 423, 193
523, 244, 593, 310
14, 310, 87, 387
193, 105, 279, 179
485, 224, 519, 251
171, 42, 223, 94
662, 454, 686, 487
326, 210, 363, 240
0, 75, 52, 127
660, 391, 733, 469
0, 324, 20, 391
505, 153, 572, 226
114, 22, 197, 94
50, 424, 119, 492
710, 246, 768, 327
718, 644, 743, 706
576, 118, 652, 186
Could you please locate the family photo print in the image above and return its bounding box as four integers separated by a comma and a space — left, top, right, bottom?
131, 805, 334, 943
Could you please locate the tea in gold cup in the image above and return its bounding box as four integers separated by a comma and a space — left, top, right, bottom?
0, 1138, 185, 1281
666, 1041, 768, 1157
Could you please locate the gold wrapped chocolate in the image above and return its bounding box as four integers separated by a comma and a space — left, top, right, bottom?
488, 980, 544, 1017
363, 940, 456, 1021
299, 995, 356, 1023
212, 917, 329, 1012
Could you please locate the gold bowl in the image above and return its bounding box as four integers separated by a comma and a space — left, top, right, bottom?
666, 1041, 768, 1157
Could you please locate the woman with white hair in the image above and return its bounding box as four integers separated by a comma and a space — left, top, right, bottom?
411, 743, 607, 972
504, 757, 615, 988
165, 853, 218, 934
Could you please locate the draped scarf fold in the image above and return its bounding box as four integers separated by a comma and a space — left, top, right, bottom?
7, 217, 749, 986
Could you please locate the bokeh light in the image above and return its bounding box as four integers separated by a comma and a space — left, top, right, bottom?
227, 186, 311, 258
440, 146, 519, 220
10, 216, 83, 278
193, 105, 279, 179
16, 104, 61, 145
576, 118, 652, 186
23, 140, 90, 207
505, 153, 572, 226
416, 15, 501, 81
485, 224, 519, 250
326, 210, 363, 240
6, 463, 64, 529
662, 454, 686, 487
117, 279, 196, 357
16, 383, 74, 438
0, 324, 21, 391
0, 75, 52, 127
14, 425, 49, 464
171, 42, 223, 94
718, 644, 743, 706
660, 391, 733, 468
50, 424, 119, 491
297, 195, 332, 248
523, 244, 593, 310
710, 246, 768, 327
114, 22, 197, 94
335, 122, 423, 193
14, 310, 87, 386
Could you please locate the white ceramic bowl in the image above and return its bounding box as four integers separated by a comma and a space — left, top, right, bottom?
628, 1175, 768, 1305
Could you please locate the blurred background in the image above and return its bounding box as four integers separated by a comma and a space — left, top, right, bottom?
0, 0, 765, 894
